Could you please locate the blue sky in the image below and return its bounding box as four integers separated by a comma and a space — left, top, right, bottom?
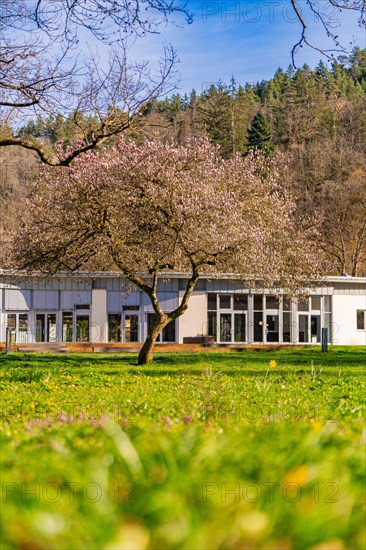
129, 0, 366, 94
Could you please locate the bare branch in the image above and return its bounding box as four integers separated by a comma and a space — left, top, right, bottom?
0, 0, 187, 162
290, 0, 365, 67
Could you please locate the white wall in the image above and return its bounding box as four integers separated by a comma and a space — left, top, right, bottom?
178, 291, 207, 343
4, 289, 31, 310
91, 289, 108, 343
332, 294, 366, 345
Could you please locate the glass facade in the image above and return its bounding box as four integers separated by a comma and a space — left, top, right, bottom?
207, 293, 248, 344
207, 293, 333, 345
0, 279, 342, 346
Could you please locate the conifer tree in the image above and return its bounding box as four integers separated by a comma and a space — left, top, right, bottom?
246, 112, 275, 156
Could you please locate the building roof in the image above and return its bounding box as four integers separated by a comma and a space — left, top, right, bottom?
1, 269, 366, 284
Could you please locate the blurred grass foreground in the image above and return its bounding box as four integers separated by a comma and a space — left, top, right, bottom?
1, 347, 365, 549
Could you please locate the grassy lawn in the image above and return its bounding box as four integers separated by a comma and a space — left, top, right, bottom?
1, 347, 365, 549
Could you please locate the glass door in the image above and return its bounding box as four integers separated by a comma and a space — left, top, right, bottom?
36, 313, 57, 342
234, 313, 246, 342
298, 314, 309, 343
36, 314, 45, 342
220, 313, 232, 342
47, 314, 57, 342
123, 314, 139, 342
76, 315, 90, 342
311, 315, 321, 343
62, 312, 73, 342
108, 314, 122, 342
266, 314, 279, 342
253, 312, 263, 342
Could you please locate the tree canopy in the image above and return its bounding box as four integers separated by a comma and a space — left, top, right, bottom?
2, 54, 366, 276
0, 0, 189, 164
1, 1, 364, 164
9, 138, 324, 363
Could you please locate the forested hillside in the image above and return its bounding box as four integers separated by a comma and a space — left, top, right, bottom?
1, 49, 365, 275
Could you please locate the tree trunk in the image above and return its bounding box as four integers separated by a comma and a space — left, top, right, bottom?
137, 320, 168, 365
134, 266, 199, 365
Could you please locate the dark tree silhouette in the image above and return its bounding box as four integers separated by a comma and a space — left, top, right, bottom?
246, 112, 275, 157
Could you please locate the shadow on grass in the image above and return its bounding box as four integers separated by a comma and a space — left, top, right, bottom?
0, 347, 365, 375
0, 353, 137, 368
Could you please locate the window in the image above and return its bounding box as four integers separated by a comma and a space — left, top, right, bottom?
208, 312, 217, 340
207, 294, 247, 343
298, 298, 309, 312
109, 314, 139, 342
266, 296, 279, 309
207, 294, 217, 311
254, 295, 263, 311
7, 314, 16, 330
219, 294, 231, 309
6, 313, 29, 342
323, 296, 331, 312
234, 295, 248, 310
357, 310, 365, 330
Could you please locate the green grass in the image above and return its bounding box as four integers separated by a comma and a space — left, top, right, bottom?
1, 347, 365, 549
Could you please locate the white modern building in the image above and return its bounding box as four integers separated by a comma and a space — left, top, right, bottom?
0, 272, 365, 346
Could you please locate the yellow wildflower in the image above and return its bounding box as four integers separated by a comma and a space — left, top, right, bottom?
312, 421, 323, 432
284, 464, 308, 486
269, 360, 277, 368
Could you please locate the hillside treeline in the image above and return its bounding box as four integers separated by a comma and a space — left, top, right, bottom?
1, 49, 365, 275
